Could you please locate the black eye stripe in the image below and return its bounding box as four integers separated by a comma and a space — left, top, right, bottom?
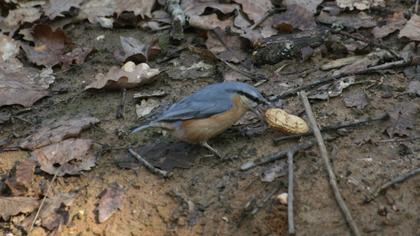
237, 91, 259, 102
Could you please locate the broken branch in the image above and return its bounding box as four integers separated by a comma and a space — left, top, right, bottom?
287, 151, 295, 235
128, 148, 169, 178
299, 91, 361, 236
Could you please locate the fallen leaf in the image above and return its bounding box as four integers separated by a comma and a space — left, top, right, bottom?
399, 14, 420, 41
0, 4, 42, 34
181, 0, 239, 17
321, 56, 364, 70
189, 14, 233, 31
33, 138, 97, 176
308, 76, 356, 100
96, 183, 125, 223
273, 4, 316, 32
0, 197, 39, 221
0, 111, 11, 124
334, 50, 393, 76
39, 192, 76, 230
43, 0, 84, 20
205, 29, 247, 63
223, 69, 250, 81
317, 11, 377, 29
133, 90, 166, 99
114, 36, 160, 63
60, 47, 95, 71
386, 102, 419, 137
343, 90, 368, 109
0, 35, 20, 62
336, 0, 385, 10
233, 0, 273, 23
85, 62, 160, 90
4, 159, 37, 196
135, 99, 159, 118
114, 0, 156, 18
261, 161, 287, 182
372, 11, 407, 39
0, 59, 49, 107
406, 80, 420, 96
283, 0, 323, 14
22, 24, 74, 67
20, 116, 99, 150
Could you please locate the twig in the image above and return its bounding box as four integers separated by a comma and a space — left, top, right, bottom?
116, 88, 127, 119
250, 8, 284, 29
415, 0, 419, 14
376, 136, 420, 143
128, 148, 169, 177
299, 91, 361, 236
166, 0, 185, 41
287, 151, 295, 235
370, 167, 420, 200
274, 113, 389, 143
272, 59, 411, 100
29, 171, 58, 232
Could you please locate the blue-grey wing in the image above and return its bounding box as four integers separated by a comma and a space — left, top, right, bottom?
156, 95, 233, 121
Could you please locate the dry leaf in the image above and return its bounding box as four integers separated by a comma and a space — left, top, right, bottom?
0, 35, 20, 62
43, 0, 84, 20
181, 0, 239, 17
133, 90, 166, 99
85, 62, 160, 90
60, 47, 95, 71
283, 0, 323, 14
114, 36, 160, 63
386, 102, 419, 138
372, 12, 407, 39
20, 116, 99, 150
114, 0, 156, 18
0, 5, 42, 33
4, 159, 37, 196
336, 0, 385, 10
0, 197, 39, 220
0, 59, 49, 107
343, 90, 368, 109
317, 11, 377, 29
261, 161, 287, 182
334, 50, 393, 76
205, 29, 247, 63
135, 99, 159, 118
406, 80, 420, 96
233, 0, 273, 23
33, 138, 97, 176
189, 14, 233, 31
308, 76, 356, 100
22, 24, 74, 67
272, 4, 316, 32
321, 56, 364, 70
399, 14, 420, 41
39, 192, 76, 230
96, 183, 125, 223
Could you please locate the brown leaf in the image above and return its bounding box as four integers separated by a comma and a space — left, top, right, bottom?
336, 0, 385, 10
343, 90, 368, 109
96, 183, 125, 223
261, 161, 287, 182
85, 62, 160, 90
43, 0, 84, 20
233, 0, 273, 22
181, 0, 239, 17
5, 159, 37, 196
372, 12, 407, 39
0, 60, 49, 107
39, 192, 76, 230
60, 47, 95, 71
334, 50, 393, 76
20, 116, 99, 150
0, 4, 42, 34
272, 4, 316, 32
205, 29, 247, 63
399, 14, 420, 41
317, 11, 377, 29
283, 0, 322, 14
33, 138, 97, 176
114, 36, 160, 63
0, 197, 39, 221
0, 35, 20, 62
22, 24, 74, 67
189, 14, 234, 31
135, 99, 159, 118
114, 0, 156, 18
406, 80, 420, 96
386, 102, 419, 138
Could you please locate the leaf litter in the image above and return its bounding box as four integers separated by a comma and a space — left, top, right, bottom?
96, 183, 125, 223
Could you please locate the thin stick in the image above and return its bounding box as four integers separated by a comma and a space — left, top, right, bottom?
371, 167, 420, 199
116, 88, 127, 119
376, 136, 420, 143
128, 148, 168, 177
272, 59, 410, 100
287, 151, 295, 235
274, 113, 389, 143
29, 171, 58, 232
415, 0, 419, 14
299, 91, 361, 236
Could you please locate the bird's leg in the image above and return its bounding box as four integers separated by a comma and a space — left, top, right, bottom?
200, 141, 223, 159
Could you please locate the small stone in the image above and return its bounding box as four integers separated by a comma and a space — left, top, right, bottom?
222, 216, 229, 222
276, 193, 288, 205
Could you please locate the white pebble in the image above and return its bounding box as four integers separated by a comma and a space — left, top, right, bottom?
276, 193, 288, 205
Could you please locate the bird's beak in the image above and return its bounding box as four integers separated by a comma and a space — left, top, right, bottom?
251, 107, 265, 122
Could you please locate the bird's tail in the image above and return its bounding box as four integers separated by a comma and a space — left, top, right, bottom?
131, 123, 154, 133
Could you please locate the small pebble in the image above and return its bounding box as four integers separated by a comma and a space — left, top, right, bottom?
276, 193, 288, 205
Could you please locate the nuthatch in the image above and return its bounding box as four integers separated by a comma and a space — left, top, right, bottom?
132, 81, 270, 158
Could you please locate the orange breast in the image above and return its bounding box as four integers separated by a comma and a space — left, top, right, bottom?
172, 95, 248, 143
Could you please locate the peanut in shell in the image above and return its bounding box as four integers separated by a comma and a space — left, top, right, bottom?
264, 108, 309, 134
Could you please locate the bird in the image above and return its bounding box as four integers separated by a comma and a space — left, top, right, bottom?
131, 81, 270, 158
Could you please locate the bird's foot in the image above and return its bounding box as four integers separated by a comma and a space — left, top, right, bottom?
200, 141, 223, 159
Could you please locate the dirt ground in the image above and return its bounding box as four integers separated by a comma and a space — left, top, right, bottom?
1, 20, 420, 236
